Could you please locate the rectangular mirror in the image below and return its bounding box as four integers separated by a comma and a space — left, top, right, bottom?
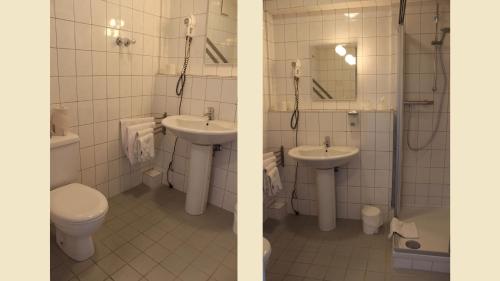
205, 0, 237, 65
310, 43, 357, 100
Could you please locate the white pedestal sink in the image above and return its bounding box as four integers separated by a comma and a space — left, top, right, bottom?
288, 145, 359, 231
162, 115, 237, 215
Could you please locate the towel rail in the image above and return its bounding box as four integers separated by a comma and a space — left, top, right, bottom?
153, 126, 166, 135
154, 112, 167, 119
275, 146, 285, 167
264, 145, 284, 172
152, 113, 167, 135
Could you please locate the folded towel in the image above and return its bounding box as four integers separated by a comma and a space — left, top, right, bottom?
264, 161, 276, 172
136, 127, 153, 138
263, 172, 272, 196
388, 217, 419, 239
120, 117, 154, 153
263, 156, 276, 168
267, 166, 282, 196
126, 122, 155, 164
133, 128, 154, 157
137, 133, 155, 162
263, 152, 274, 160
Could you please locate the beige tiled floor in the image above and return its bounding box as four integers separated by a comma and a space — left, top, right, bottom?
264, 216, 449, 281
51, 185, 237, 281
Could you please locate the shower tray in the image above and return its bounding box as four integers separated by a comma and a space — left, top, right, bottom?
392, 207, 450, 273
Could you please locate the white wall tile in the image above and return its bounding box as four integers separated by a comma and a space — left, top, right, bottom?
54, 0, 74, 20
77, 77, 92, 101
78, 101, 94, 125
57, 49, 76, 76
59, 77, 78, 102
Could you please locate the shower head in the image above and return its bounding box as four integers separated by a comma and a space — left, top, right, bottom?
431, 27, 450, 46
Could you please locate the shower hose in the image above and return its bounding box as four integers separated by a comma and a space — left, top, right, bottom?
406, 44, 448, 151
166, 35, 193, 188
290, 76, 300, 215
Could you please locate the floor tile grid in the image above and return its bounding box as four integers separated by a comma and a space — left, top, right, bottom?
264, 216, 449, 281
51, 185, 236, 281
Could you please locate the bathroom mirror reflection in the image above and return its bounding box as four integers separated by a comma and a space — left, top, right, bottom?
204, 0, 237, 65
311, 43, 357, 100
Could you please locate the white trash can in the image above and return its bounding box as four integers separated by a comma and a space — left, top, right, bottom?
362, 205, 382, 235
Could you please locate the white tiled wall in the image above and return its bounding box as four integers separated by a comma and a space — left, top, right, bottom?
50, 0, 163, 198
265, 110, 394, 220
263, 0, 450, 215
401, 1, 450, 208
264, 3, 399, 112
158, 0, 236, 77
264, 0, 400, 14
263, 2, 398, 220
152, 0, 238, 213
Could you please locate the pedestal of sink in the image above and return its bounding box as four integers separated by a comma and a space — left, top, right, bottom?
288, 145, 360, 231
316, 168, 336, 231
162, 115, 236, 216
185, 144, 213, 215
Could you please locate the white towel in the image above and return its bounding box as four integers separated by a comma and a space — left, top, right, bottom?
133, 128, 154, 158
264, 161, 276, 172
263, 156, 276, 168
263, 152, 274, 160
267, 166, 282, 195
388, 217, 419, 239
126, 122, 155, 164
120, 117, 154, 153
137, 133, 155, 162
263, 173, 272, 196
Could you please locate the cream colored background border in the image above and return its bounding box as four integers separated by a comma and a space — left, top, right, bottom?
1, 1, 500, 280
238, 1, 263, 280
451, 0, 500, 279
0, 0, 50, 279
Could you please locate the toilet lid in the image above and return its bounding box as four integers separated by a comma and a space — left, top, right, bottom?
362, 205, 380, 216
51, 183, 108, 224
263, 238, 271, 257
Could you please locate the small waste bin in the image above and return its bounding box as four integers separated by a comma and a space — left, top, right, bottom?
362, 205, 382, 235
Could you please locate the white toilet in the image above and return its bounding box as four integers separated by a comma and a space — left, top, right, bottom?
263, 238, 272, 268
50, 133, 108, 261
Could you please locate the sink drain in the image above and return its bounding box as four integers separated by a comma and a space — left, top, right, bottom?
405, 240, 421, 249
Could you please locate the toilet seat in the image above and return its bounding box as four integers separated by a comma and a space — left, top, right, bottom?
263, 238, 271, 257
51, 183, 108, 225
263, 238, 272, 269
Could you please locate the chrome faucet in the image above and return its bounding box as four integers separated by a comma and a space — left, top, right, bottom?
204, 107, 215, 121
323, 136, 331, 148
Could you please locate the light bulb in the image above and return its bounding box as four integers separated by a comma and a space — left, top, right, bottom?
344, 12, 359, 18
335, 45, 346, 56
345, 54, 356, 65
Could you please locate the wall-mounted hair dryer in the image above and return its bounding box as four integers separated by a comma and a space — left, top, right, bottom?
291, 59, 301, 78
184, 15, 196, 38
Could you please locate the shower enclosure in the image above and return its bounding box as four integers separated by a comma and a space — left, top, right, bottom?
392, 0, 450, 271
